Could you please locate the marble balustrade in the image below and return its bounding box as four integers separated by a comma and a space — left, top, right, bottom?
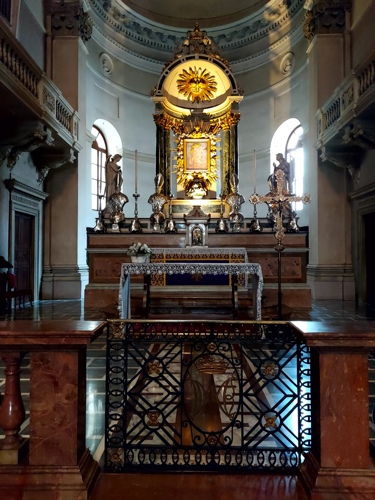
0, 320, 105, 499
0, 319, 375, 499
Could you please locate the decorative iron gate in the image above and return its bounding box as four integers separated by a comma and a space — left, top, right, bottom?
105, 320, 310, 472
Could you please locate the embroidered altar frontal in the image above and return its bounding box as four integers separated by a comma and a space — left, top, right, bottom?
151, 248, 248, 287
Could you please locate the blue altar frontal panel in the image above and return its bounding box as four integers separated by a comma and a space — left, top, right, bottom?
164, 259, 231, 286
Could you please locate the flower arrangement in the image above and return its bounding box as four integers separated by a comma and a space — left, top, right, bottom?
126, 242, 153, 256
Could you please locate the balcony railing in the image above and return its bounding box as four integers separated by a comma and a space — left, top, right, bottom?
0, 23, 79, 145
316, 51, 375, 147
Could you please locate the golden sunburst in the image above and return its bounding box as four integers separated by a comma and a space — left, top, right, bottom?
176, 66, 217, 103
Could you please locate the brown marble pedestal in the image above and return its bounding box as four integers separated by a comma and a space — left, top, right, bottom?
291, 321, 375, 499
0, 320, 105, 499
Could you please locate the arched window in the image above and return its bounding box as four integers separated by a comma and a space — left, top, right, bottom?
285, 124, 303, 209
91, 125, 107, 211
270, 118, 304, 210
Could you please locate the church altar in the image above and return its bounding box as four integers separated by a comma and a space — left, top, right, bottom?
84, 231, 310, 314
119, 261, 263, 320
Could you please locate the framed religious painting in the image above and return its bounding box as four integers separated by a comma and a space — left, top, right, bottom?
184, 138, 210, 172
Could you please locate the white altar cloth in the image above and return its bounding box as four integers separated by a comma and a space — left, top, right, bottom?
119, 261, 263, 320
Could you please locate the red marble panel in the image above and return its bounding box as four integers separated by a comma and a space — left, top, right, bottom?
29, 350, 86, 466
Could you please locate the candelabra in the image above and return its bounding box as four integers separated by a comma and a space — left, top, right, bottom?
93, 194, 105, 232
249, 192, 262, 233
129, 193, 142, 233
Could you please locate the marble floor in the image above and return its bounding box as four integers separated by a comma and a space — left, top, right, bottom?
1, 298, 375, 468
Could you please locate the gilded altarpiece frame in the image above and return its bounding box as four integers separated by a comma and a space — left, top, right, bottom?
175, 132, 219, 197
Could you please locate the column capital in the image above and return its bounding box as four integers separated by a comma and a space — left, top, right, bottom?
303, 0, 352, 43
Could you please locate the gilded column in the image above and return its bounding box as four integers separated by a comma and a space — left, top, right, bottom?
221, 128, 231, 196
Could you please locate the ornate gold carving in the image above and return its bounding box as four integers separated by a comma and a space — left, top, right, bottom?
195, 355, 228, 375
147, 360, 161, 376
147, 410, 160, 426
264, 414, 278, 429
220, 111, 241, 130
175, 129, 219, 191
108, 448, 124, 466
260, 361, 278, 378
177, 66, 217, 103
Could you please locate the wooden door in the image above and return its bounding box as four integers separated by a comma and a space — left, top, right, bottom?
364, 212, 375, 306
14, 212, 34, 291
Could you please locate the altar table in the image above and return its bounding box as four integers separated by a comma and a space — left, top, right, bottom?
119, 261, 263, 320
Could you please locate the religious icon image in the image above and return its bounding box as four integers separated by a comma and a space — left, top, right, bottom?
184, 139, 210, 172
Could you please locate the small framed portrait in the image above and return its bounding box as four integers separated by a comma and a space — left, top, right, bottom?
184, 139, 210, 172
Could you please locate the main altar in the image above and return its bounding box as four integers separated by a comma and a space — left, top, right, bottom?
85, 24, 311, 317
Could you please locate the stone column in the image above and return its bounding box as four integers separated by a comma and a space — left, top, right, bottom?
304, 1, 355, 300
42, 2, 91, 299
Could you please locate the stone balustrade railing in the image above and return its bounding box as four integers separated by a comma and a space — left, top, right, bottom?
316, 51, 375, 146
0, 23, 78, 144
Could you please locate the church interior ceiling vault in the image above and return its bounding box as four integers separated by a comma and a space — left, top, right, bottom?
86, 0, 307, 72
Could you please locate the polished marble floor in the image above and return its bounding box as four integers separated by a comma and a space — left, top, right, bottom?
1, 298, 375, 468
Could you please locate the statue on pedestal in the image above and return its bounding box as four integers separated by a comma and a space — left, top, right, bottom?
148, 173, 168, 232
105, 154, 123, 200
266, 154, 298, 232
225, 174, 245, 232
268, 153, 291, 194
103, 154, 128, 231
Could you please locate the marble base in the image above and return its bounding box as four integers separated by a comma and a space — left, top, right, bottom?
0, 438, 28, 465
0, 448, 99, 499
300, 452, 375, 499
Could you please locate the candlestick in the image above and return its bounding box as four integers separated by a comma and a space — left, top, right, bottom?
170, 148, 173, 195
135, 150, 138, 193
253, 149, 257, 193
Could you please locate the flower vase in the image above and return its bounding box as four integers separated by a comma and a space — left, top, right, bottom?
130, 255, 150, 263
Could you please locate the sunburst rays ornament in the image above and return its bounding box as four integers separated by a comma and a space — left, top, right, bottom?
177, 66, 217, 103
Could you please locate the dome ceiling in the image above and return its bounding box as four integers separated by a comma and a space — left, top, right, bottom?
88, 0, 307, 74
120, 0, 269, 29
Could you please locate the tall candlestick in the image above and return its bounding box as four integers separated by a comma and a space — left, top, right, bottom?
253, 149, 257, 193
170, 149, 173, 194
135, 150, 138, 193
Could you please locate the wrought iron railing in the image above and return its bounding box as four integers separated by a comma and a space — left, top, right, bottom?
105, 320, 311, 472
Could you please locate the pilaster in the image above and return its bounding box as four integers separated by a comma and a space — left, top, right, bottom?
304, 1, 354, 300
42, 1, 91, 299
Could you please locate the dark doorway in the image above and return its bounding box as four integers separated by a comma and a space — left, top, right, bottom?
14, 212, 34, 293
364, 212, 375, 306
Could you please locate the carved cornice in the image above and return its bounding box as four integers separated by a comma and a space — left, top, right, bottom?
342, 120, 375, 150
320, 146, 360, 183
0, 123, 55, 172
303, 0, 352, 43
32, 148, 76, 183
